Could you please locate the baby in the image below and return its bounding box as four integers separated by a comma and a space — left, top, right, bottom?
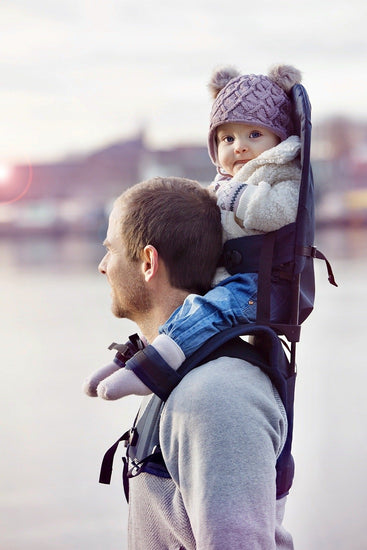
84, 64, 302, 400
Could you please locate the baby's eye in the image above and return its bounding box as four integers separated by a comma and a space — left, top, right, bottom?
249, 130, 262, 139
223, 135, 234, 143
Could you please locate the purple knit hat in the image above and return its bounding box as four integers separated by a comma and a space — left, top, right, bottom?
208, 64, 302, 165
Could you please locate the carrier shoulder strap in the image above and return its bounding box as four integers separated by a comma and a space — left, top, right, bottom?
99, 325, 295, 502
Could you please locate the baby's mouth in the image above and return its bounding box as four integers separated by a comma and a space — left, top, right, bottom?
233, 159, 249, 169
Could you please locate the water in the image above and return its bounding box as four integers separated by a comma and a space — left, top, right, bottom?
0, 229, 366, 549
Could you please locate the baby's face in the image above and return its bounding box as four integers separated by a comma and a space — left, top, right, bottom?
216, 122, 280, 176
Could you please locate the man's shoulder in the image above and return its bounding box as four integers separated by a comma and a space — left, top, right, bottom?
165, 355, 275, 413
160, 355, 288, 460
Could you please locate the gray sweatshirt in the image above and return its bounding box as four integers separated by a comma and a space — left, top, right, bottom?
128, 356, 294, 549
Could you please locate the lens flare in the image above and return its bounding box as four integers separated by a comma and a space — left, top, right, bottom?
0, 164, 11, 184
0, 162, 33, 204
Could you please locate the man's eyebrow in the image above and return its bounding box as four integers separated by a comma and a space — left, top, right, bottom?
102, 239, 110, 247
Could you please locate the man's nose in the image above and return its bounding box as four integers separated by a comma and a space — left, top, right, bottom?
98, 255, 107, 274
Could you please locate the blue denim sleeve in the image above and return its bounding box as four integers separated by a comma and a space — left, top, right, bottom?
159, 273, 258, 357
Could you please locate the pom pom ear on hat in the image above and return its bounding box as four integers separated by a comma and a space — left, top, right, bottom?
268, 64, 302, 92
208, 66, 240, 99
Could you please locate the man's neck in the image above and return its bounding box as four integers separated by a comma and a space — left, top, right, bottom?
136, 288, 189, 343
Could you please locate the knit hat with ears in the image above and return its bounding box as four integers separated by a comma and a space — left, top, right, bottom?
208, 64, 302, 165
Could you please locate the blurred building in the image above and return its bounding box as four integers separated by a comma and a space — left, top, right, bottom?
0, 131, 215, 236
312, 118, 367, 226
1, 118, 367, 236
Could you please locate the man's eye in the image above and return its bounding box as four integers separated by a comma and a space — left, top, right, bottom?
249, 131, 261, 138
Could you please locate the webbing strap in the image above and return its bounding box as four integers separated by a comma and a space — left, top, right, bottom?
256, 232, 276, 324
99, 430, 130, 485
122, 457, 130, 502
297, 245, 337, 286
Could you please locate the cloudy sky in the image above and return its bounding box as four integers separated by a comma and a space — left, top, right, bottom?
1, 0, 366, 164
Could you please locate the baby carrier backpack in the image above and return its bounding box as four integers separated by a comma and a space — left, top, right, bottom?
99, 83, 337, 501
219, 82, 336, 364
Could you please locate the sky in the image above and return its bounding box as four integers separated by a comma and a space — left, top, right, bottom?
1, 0, 366, 164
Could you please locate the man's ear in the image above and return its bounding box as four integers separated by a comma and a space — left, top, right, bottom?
141, 245, 159, 282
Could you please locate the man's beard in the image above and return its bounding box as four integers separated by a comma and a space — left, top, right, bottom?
111, 277, 152, 321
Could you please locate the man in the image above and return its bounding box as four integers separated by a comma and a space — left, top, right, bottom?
92, 176, 293, 549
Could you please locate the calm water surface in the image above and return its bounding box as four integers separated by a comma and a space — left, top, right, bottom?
1, 228, 366, 549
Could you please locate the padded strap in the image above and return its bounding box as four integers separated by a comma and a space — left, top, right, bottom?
126, 346, 182, 401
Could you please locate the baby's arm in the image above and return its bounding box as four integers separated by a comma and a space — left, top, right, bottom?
236, 177, 300, 232
216, 165, 300, 233
217, 136, 301, 233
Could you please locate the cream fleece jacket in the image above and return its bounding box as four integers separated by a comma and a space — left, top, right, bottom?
215, 135, 301, 244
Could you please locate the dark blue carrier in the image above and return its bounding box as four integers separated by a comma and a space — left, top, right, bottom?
98, 84, 336, 501
219, 83, 336, 368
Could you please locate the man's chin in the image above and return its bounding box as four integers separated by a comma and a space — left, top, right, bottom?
111, 302, 125, 319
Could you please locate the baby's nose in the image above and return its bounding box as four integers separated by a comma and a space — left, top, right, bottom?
235, 139, 248, 152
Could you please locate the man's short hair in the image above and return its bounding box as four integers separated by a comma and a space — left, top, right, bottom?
116, 177, 222, 294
